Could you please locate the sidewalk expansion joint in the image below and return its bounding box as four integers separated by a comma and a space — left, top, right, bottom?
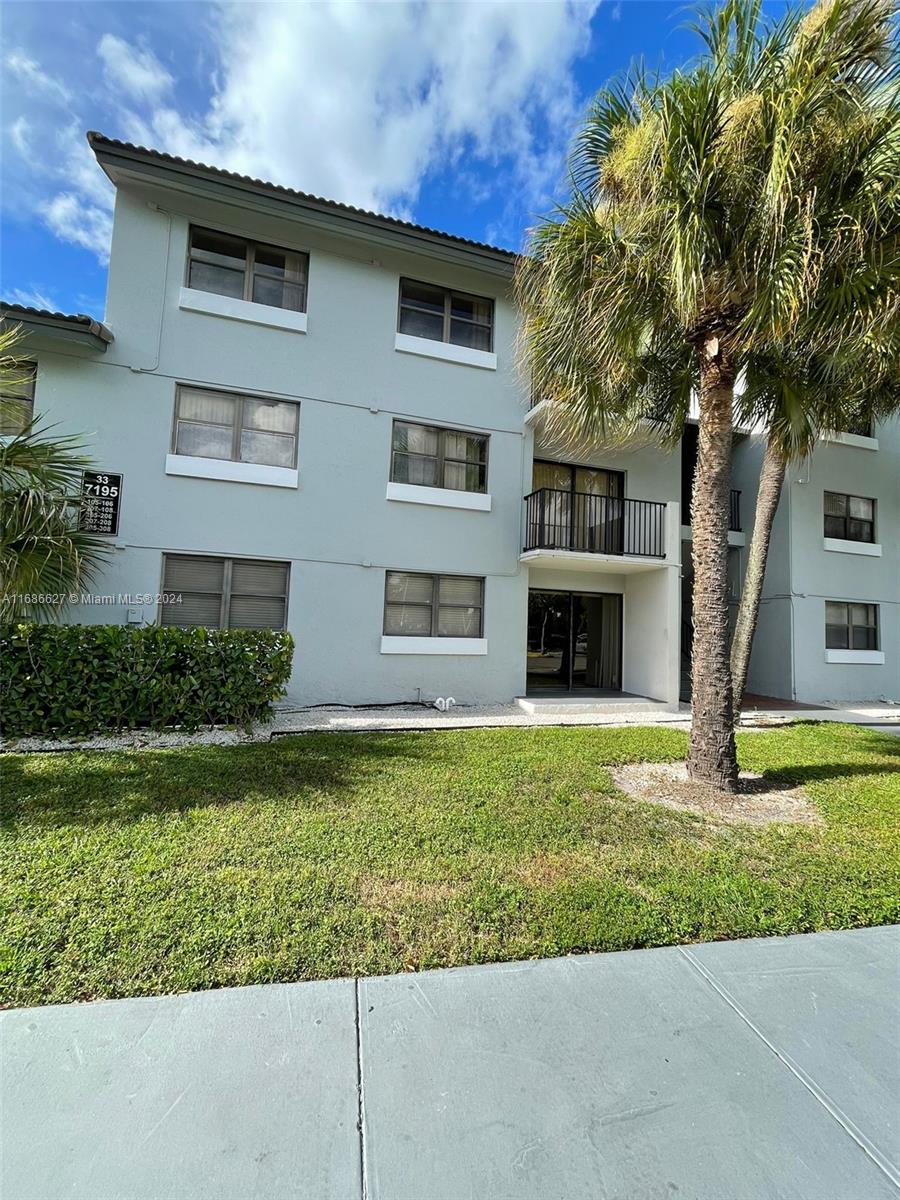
678, 945, 900, 1192
354, 978, 369, 1200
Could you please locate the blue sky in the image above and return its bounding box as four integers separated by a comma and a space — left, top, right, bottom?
2, 1, 778, 319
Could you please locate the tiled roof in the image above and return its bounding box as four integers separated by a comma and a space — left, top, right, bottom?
0, 303, 112, 342
88, 132, 518, 264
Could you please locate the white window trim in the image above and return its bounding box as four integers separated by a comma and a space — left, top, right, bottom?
820, 430, 879, 451
394, 332, 496, 371
381, 636, 487, 655
824, 649, 885, 665
179, 287, 308, 333
166, 454, 298, 489
823, 537, 882, 557
385, 481, 491, 512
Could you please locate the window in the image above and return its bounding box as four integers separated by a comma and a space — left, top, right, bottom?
842, 411, 873, 438
161, 555, 289, 630
383, 572, 484, 638
824, 492, 875, 543
390, 421, 488, 493
173, 386, 299, 468
398, 279, 493, 351
187, 227, 308, 313
825, 602, 879, 650
0, 361, 36, 435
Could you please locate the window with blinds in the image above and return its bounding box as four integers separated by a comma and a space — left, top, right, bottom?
383, 571, 484, 638
161, 555, 289, 630
172, 386, 299, 468
187, 227, 308, 313
390, 420, 488, 493
0, 360, 36, 435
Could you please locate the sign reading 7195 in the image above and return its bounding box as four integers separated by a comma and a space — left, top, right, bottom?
79, 471, 122, 536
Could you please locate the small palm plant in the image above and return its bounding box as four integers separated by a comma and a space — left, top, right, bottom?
0, 326, 111, 622
517, 0, 899, 790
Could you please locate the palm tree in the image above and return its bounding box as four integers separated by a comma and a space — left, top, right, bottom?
517, 0, 899, 791
0, 326, 111, 622
731, 330, 900, 716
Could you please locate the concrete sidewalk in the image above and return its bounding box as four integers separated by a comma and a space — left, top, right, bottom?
269, 699, 900, 736
3, 927, 898, 1199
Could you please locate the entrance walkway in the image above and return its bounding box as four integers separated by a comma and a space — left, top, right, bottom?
3, 927, 898, 1199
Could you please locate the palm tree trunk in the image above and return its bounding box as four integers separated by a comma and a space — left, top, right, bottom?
730, 438, 786, 720
686, 347, 739, 792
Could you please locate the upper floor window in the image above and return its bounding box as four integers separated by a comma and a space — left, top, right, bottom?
172, 385, 299, 469
0, 360, 36, 435
383, 571, 484, 638
390, 420, 488, 493
161, 554, 289, 630
187, 227, 308, 313
825, 601, 879, 651
824, 491, 875, 543
842, 411, 873, 438
398, 279, 493, 352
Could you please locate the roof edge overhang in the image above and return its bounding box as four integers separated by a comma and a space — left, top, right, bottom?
90, 135, 518, 280
0, 305, 113, 351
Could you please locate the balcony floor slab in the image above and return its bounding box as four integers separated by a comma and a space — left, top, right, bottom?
520, 548, 675, 573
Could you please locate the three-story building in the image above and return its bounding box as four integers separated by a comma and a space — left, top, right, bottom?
2, 133, 896, 709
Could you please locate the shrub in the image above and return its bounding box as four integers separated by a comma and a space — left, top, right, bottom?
0, 624, 294, 738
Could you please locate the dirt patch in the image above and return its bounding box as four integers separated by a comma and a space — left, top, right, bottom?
609, 762, 821, 827
358, 877, 463, 906
511, 851, 592, 888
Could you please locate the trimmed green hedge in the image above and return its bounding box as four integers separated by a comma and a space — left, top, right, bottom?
0, 624, 294, 738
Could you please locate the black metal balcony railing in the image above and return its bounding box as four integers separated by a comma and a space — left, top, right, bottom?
729, 489, 741, 533
683, 488, 742, 532
523, 489, 667, 558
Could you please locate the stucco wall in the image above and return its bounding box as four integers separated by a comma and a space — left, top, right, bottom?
731, 424, 899, 704
26, 180, 532, 705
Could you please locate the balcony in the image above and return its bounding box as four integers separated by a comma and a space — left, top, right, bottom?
523, 489, 667, 559
682, 488, 742, 533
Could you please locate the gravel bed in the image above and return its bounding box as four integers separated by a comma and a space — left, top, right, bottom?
0, 724, 272, 754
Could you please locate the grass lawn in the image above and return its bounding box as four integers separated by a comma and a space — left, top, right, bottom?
2, 722, 898, 1008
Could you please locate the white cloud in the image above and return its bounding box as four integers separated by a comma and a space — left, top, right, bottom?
40, 193, 114, 263
97, 34, 173, 103
3, 1, 599, 267
8, 287, 58, 311
185, 0, 598, 219
9, 116, 31, 157
4, 50, 72, 103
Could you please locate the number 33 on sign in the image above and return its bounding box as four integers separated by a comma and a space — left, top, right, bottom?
79, 471, 123, 536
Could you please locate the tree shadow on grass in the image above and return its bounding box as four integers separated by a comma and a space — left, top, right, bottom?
0, 732, 433, 832
757, 760, 900, 791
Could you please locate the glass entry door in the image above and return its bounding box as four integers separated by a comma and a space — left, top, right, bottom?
526, 590, 622, 692
531, 462, 625, 553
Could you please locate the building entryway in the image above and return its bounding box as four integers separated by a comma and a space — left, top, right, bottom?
526, 590, 622, 693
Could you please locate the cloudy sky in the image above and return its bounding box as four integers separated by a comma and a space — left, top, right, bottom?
4, 0, 741, 318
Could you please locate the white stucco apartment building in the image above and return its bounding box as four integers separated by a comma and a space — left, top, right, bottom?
2, 133, 897, 708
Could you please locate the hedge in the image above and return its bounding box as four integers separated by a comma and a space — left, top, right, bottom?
0, 624, 294, 738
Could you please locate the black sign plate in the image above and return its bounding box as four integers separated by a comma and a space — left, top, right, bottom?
79, 471, 122, 536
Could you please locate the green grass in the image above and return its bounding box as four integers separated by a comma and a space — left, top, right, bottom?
2, 723, 898, 1008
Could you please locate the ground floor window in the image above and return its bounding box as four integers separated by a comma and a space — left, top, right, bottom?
825, 601, 879, 651
526, 589, 622, 692
383, 572, 484, 637
161, 554, 289, 630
